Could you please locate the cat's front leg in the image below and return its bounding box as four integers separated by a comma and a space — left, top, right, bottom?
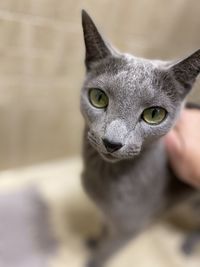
182, 229, 200, 255
86, 229, 135, 267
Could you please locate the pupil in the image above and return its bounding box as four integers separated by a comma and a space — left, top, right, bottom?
152, 109, 158, 118
97, 93, 102, 102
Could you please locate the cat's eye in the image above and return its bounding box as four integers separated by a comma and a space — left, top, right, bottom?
89, 88, 108, 108
142, 107, 167, 125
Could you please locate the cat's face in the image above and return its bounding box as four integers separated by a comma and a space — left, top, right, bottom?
81, 10, 200, 162
81, 55, 181, 162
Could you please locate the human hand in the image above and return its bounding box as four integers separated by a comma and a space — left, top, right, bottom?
165, 109, 200, 188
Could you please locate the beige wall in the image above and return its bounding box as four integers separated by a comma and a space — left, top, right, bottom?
0, 0, 200, 169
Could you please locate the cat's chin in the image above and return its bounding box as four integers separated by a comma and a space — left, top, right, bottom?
100, 152, 137, 163
100, 153, 121, 163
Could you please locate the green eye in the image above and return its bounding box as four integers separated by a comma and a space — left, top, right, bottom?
142, 107, 167, 125
89, 88, 108, 108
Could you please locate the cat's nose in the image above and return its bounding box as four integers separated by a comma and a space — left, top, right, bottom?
102, 138, 123, 153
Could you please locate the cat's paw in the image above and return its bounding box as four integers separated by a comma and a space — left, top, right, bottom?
86, 261, 96, 267
85, 237, 100, 250
86, 259, 100, 267
181, 230, 200, 255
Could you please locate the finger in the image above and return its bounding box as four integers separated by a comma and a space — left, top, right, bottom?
164, 130, 182, 159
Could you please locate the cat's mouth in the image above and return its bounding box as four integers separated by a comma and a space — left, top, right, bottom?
87, 131, 140, 162
100, 152, 120, 162
100, 150, 140, 162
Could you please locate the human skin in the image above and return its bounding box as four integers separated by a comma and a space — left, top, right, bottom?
165, 109, 200, 188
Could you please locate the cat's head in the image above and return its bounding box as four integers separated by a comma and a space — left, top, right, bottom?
80, 10, 200, 162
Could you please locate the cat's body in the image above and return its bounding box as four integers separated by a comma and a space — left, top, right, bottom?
80, 10, 200, 267
83, 129, 192, 233
82, 127, 195, 267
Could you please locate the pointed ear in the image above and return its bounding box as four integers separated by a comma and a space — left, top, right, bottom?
81, 10, 114, 70
169, 49, 200, 96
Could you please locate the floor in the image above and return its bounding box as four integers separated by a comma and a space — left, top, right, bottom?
0, 158, 199, 267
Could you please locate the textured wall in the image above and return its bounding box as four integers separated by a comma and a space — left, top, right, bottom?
0, 0, 200, 169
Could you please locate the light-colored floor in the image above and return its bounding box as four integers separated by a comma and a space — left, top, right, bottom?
0, 158, 199, 267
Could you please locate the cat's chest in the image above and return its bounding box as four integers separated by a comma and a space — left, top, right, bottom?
82, 142, 172, 231
82, 141, 169, 205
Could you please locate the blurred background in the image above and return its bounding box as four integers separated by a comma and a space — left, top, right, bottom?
1, 0, 200, 170
0, 1, 200, 267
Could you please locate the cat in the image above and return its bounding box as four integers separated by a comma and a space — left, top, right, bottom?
80, 10, 200, 267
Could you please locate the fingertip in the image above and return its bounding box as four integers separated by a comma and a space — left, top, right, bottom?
164, 130, 182, 157
164, 130, 176, 147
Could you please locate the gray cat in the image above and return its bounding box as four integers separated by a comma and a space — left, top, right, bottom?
80, 10, 200, 267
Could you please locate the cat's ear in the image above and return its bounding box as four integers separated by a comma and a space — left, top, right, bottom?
81, 10, 115, 70
169, 49, 200, 97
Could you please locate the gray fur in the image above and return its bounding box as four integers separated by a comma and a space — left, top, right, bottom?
81, 10, 200, 267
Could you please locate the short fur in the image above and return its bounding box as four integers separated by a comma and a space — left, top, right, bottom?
80, 10, 200, 267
